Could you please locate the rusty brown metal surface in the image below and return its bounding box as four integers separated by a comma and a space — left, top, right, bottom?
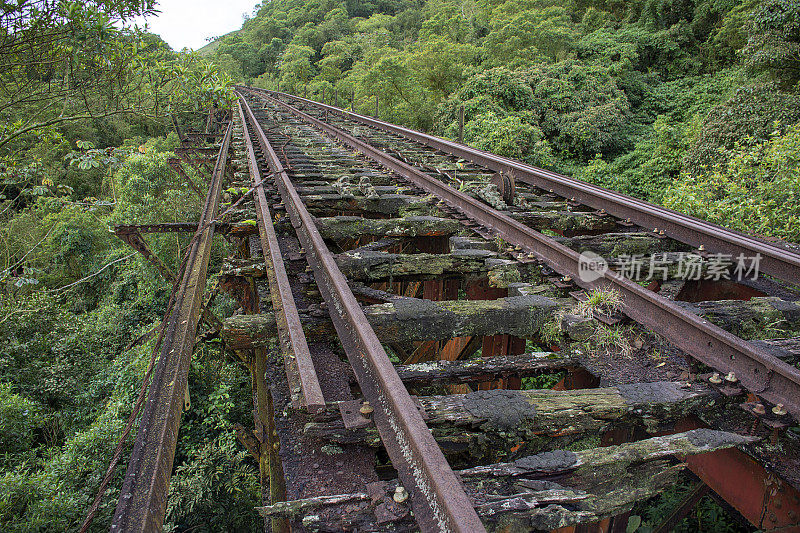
238, 93, 486, 533
111, 122, 233, 532
651, 482, 710, 533
674, 418, 800, 531
237, 101, 325, 412
114, 222, 201, 234
259, 88, 800, 285
167, 158, 205, 199
249, 88, 800, 422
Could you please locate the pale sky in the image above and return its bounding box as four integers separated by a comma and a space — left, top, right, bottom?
131, 0, 260, 51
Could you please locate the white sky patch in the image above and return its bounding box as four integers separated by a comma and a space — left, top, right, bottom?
129, 0, 260, 51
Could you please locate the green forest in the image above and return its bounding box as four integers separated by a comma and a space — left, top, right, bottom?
0, 0, 797, 530
210, 0, 800, 241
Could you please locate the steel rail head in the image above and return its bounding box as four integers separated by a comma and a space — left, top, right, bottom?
253, 90, 800, 422
249, 87, 800, 285
236, 101, 326, 412
111, 122, 233, 533
237, 92, 486, 533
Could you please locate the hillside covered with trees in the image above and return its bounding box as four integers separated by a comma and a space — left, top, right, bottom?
211, 0, 800, 241
0, 0, 797, 531
0, 1, 254, 530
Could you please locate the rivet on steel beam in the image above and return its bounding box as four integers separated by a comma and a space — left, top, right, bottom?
653, 227, 659, 233
698, 244, 706, 251
709, 373, 722, 384
753, 403, 766, 415
360, 401, 374, 416
393, 486, 409, 503
773, 403, 787, 416
659, 230, 665, 236
725, 372, 738, 383
562, 276, 572, 282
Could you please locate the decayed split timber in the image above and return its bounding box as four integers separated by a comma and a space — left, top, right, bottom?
221, 257, 266, 278
395, 352, 578, 386
304, 381, 718, 462
335, 249, 539, 284
222, 294, 564, 348
298, 192, 424, 216
316, 215, 461, 240
555, 231, 689, 257
257, 429, 755, 532
752, 336, 800, 361
326, 294, 560, 343
676, 297, 800, 339
272, 215, 461, 241
221, 286, 800, 352
219, 192, 432, 222
223, 246, 539, 286
510, 210, 619, 234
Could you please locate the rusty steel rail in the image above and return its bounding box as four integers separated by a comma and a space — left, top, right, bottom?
111, 122, 233, 532
255, 87, 800, 286
249, 89, 800, 422
114, 223, 207, 234
237, 101, 325, 412
238, 93, 486, 533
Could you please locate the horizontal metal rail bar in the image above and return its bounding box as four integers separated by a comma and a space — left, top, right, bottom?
112, 122, 233, 532
237, 102, 325, 412
114, 223, 205, 234
253, 89, 800, 422
255, 87, 800, 285
238, 92, 486, 533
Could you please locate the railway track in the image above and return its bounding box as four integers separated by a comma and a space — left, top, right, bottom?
241, 87, 800, 421
257, 89, 800, 284
111, 90, 800, 531
112, 122, 233, 531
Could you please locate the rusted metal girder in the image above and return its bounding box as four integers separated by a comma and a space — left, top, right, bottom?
115, 222, 202, 234
114, 229, 178, 285
258, 88, 800, 285
111, 122, 233, 533
238, 93, 486, 533
251, 89, 800, 422
237, 101, 325, 412
113, 227, 248, 365
167, 158, 205, 199
674, 417, 800, 531
651, 482, 710, 533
